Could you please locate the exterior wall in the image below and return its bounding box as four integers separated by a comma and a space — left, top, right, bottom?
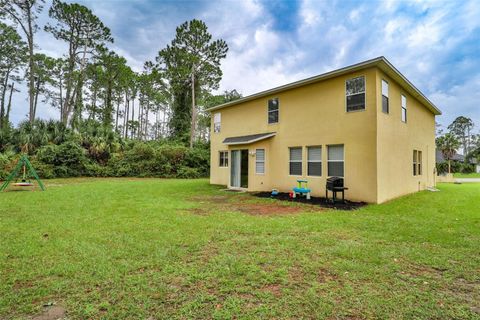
375, 69, 436, 203
211, 68, 379, 203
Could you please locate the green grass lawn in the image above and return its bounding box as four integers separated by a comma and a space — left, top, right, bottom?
1, 179, 479, 319
453, 172, 480, 178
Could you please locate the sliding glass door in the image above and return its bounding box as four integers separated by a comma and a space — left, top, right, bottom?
230, 150, 248, 188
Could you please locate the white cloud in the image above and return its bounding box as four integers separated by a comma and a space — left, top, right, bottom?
4, 0, 480, 130
429, 75, 480, 128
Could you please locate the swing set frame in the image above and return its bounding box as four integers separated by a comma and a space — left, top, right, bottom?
0, 155, 45, 191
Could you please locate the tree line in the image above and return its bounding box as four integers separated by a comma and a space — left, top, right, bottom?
0, 0, 243, 180
436, 116, 480, 173
0, 0, 240, 146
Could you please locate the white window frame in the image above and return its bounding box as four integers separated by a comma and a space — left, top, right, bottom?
219, 150, 228, 167
255, 149, 265, 175
413, 150, 422, 176
213, 113, 221, 133
418, 150, 422, 175
382, 79, 389, 114
327, 144, 344, 177
401, 95, 407, 123
345, 76, 366, 112
289, 147, 303, 176
307, 146, 322, 177
268, 98, 279, 124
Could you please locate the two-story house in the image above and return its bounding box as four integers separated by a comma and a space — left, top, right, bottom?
207, 57, 441, 204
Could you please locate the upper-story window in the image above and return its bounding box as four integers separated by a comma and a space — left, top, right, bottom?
346, 76, 366, 112
401, 95, 407, 123
213, 113, 221, 133
382, 80, 389, 114
268, 98, 279, 124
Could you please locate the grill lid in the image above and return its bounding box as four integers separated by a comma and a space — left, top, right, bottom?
326, 176, 344, 189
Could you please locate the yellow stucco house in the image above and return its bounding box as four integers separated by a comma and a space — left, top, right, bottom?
207, 57, 441, 204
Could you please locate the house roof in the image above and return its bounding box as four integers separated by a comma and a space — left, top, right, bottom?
223, 132, 276, 145
436, 150, 464, 163
436, 150, 476, 164
207, 56, 441, 116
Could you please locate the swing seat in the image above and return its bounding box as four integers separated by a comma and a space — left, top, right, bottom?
13, 182, 34, 187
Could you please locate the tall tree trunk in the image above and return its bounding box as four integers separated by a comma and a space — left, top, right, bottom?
145, 106, 149, 139
5, 82, 15, 126
33, 78, 41, 120
115, 99, 120, 132
27, 9, 35, 124
59, 74, 64, 120
0, 70, 11, 128
131, 98, 135, 139
104, 80, 113, 128
190, 70, 195, 148
138, 99, 143, 140
71, 42, 88, 128
62, 48, 77, 125
162, 108, 167, 138
155, 110, 159, 139
91, 85, 97, 121
124, 91, 129, 139
467, 127, 471, 159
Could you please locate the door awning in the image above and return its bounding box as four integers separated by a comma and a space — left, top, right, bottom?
223, 132, 276, 145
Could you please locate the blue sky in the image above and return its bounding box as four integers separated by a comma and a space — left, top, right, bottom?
9, 0, 480, 132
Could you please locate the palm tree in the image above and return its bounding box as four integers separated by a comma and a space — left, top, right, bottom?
436, 133, 460, 173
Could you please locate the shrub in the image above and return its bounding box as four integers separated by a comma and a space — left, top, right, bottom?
29, 160, 56, 179
436, 161, 475, 174
36, 142, 89, 177
177, 166, 201, 179
3, 136, 211, 179
184, 146, 210, 177
84, 162, 109, 177
0, 151, 16, 179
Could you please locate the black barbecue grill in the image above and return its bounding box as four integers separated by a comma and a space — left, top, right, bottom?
326, 177, 348, 202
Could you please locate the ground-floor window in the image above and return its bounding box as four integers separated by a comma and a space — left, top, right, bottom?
328, 144, 344, 177
418, 151, 422, 175
289, 147, 302, 175
256, 149, 265, 174
413, 150, 422, 175
219, 151, 228, 167
307, 146, 322, 176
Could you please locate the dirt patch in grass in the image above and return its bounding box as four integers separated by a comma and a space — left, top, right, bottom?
401, 263, 446, 278
190, 195, 231, 204
188, 194, 318, 216
186, 207, 210, 216
317, 268, 340, 283
253, 192, 367, 210
13, 279, 34, 291
237, 203, 304, 215
32, 305, 66, 320
260, 284, 282, 297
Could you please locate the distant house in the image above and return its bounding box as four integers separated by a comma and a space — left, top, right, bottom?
436, 150, 480, 173
207, 57, 441, 204
435, 150, 467, 164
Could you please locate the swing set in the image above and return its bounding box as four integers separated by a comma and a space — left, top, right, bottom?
0, 155, 45, 192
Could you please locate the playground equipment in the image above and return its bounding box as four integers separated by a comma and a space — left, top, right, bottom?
0, 155, 45, 191
292, 179, 311, 200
